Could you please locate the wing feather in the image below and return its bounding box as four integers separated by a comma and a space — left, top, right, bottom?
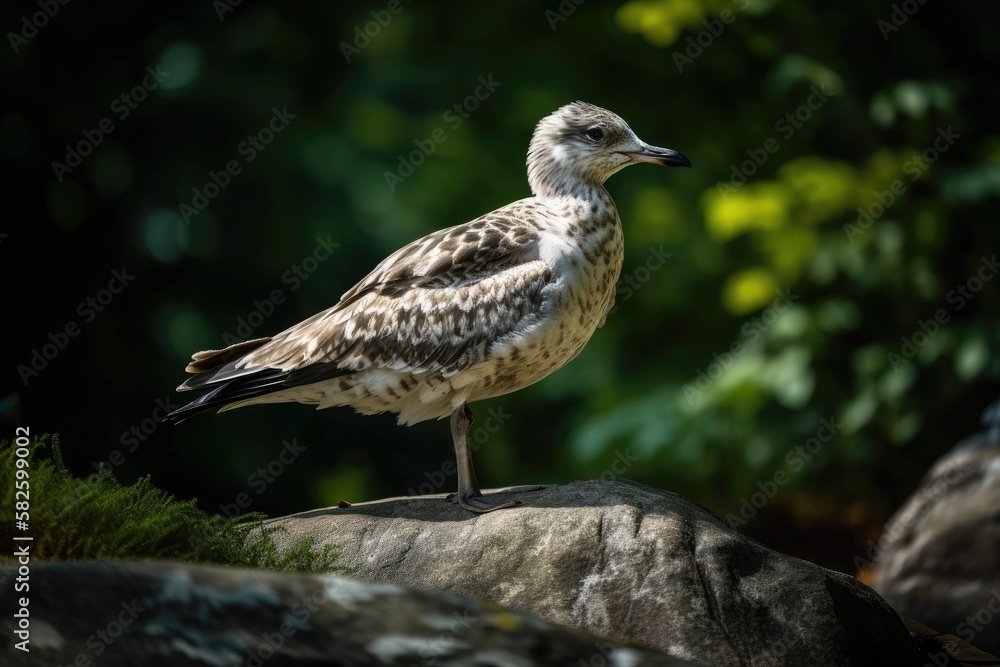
171, 205, 552, 411
244, 211, 549, 377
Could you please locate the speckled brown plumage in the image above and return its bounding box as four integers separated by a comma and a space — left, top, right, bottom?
166, 101, 690, 511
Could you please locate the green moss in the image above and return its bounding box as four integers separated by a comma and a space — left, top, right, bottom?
0, 435, 336, 573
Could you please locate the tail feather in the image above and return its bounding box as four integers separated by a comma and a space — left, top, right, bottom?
184, 337, 272, 373
167, 338, 355, 424
164, 369, 289, 424
179, 338, 276, 391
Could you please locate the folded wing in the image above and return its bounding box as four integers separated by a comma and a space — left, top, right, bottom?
165, 211, 550, 422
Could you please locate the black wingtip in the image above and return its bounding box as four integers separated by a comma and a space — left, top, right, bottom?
165, 368, 291, 425
162, 388, 225, 425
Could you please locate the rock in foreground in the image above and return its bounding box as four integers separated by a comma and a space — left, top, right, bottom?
270, 478, 921, 666
0, 561, 695, 666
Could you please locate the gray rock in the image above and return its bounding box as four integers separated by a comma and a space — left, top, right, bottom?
873, 400, 1000, 656
0, 560, 695, 666
270, 478, 922, 666
902, 618, 1000, 666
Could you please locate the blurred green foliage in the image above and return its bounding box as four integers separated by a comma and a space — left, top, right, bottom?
7, 0, 999, 569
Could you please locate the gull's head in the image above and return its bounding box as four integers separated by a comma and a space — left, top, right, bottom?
527, 101, 691, 198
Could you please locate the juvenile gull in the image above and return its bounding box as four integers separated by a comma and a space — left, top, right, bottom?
165, 101, 690, 513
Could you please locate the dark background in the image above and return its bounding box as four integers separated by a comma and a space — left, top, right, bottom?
4, 0, 999, 572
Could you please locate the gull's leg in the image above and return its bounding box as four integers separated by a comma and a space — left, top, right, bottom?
449, 404, 520, 513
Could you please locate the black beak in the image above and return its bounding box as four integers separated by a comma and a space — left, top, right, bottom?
626, 144, 692, 168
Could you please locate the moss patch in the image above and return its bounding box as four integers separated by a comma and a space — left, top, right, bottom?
1, 435, 336, 573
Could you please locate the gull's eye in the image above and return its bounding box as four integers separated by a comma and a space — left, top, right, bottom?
584, 127, 605, 142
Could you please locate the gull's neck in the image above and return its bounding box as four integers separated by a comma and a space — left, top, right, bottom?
525, 143, 620, 238
533, 179, 610, 207
527, 139, 612, 202
531, 177, 619, 241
